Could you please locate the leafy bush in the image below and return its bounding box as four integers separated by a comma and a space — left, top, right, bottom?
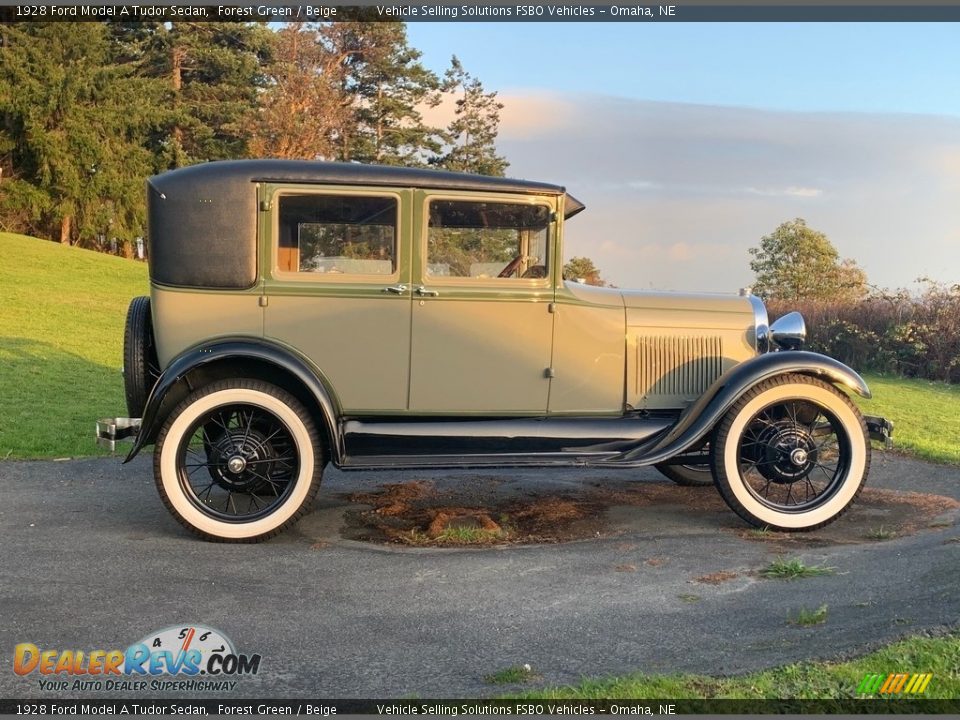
767, 280, 960, 383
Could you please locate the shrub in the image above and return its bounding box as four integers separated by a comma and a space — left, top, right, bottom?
766, 280, 960, 383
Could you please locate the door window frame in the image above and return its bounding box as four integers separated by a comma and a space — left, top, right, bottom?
416, 191, 557, 290
267, 185, 406, 285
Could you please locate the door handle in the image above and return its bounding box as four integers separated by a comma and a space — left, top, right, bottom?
415, 286, 440, 297
382, 284, 408, 294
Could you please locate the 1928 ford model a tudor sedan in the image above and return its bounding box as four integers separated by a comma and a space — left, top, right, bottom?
98, 160, 893, 542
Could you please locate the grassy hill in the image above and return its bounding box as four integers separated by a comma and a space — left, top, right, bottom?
0, 232, 147, 457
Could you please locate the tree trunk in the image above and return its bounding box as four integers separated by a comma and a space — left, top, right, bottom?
59, 215, 72, 245
171, 43, 185, 167
376, 84, 384, 162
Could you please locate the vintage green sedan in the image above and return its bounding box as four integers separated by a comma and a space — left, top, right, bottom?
98, 160, 892, 542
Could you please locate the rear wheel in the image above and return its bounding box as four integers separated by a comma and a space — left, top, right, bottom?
123, 296, 159, 417
153, 379, 324, 542
655, 463, 714, 487
712, 374, 869, 531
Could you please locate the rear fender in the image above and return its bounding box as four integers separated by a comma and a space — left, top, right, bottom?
123, 339, 342, 463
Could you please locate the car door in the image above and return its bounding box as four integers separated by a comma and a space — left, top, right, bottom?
408, 191, 556, 413
262, 184, 413, 413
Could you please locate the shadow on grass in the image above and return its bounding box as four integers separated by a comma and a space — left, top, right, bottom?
0, 337, 126, 458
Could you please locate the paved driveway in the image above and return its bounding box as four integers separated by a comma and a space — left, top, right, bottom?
1, 452, 957, 698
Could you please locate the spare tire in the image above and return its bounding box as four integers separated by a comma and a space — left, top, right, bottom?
123, 296, 159, 417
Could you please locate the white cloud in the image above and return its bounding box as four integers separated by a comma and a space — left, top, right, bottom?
745, 186, 823, 198
494, 92, 960, 292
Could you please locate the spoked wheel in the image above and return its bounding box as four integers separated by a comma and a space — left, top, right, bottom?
154, 379, 324, 542
712, 374, 869, 531
200, 417, 296, 495
655, 445, 714, 486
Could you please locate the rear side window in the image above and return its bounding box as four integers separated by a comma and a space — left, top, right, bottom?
277, 194, 397, 276
426, 200, 550, 280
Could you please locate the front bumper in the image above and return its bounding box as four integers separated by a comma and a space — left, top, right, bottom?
865, 415, 894, 448
96, 417, 141, 452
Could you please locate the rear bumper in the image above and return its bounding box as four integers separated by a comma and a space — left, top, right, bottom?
865, 415, 894, 448
96, 417, 141, 452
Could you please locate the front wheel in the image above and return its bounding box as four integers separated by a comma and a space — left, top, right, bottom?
153, 379, 324, 542
712, 374, 869, 532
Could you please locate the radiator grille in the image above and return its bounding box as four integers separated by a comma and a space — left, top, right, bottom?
635, 335, 723, 398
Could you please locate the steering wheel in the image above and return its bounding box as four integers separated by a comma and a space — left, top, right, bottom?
498, 255, 524, 278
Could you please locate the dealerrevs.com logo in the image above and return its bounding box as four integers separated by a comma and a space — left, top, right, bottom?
14, 625, 261, 692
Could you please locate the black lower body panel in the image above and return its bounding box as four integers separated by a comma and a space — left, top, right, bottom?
338, 415, 676, 470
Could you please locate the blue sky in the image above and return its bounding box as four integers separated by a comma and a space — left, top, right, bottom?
407, 23, 960, 292
409, 23, 960, 116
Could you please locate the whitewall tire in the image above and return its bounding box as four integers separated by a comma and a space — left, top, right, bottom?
153, 379, 324, 542
711, 374, 869, 531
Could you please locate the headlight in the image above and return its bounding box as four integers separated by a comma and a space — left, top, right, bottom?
770, 312, 807, 350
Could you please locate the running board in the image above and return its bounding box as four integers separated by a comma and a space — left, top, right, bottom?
339, 415, 675, 468
339, 452, 619, 471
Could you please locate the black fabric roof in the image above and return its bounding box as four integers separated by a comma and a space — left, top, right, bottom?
149, 160, 585, 218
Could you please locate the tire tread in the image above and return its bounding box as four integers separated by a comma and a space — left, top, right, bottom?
123, 296, 158, 417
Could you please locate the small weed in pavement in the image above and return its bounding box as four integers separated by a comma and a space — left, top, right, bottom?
789, 605, 828, 626
864, 526, 897, 540
760, 557, 835, 580
485, 664, 537, 685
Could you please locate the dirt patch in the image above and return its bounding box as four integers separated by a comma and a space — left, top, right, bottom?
586, 483, 727, 512
347, 480, 436, 517
696, 571, 739, 585
734, 487, 960, 547
341, 479, 606, 546
338, 478, 958, 548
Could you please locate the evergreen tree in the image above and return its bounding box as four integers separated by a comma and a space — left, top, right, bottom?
316, 22, 442, 165
345, 23, 441, 166
124, 21, 271, 167
0, 23, 163, 253
435, 55, 508, 176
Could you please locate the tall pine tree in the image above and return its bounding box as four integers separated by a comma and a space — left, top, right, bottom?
0, 22, 163, 253
122, 21, 271, 167
435, 55, 508, 176
345, 23, 441, 166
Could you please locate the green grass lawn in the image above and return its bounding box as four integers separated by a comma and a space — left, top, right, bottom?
509, 633, 959, 700
0, 232, 147, 458
860, 373, 960, 465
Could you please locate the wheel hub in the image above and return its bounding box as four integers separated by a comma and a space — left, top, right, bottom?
226, 455, 247, 474
206, 429, 275, 492
752, 423, 818, 484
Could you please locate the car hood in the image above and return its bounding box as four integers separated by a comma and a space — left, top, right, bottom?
619, 288, 754, 315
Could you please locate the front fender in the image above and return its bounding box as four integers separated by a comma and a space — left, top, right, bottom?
123, 339, 342, 464
603, 351, 871, 467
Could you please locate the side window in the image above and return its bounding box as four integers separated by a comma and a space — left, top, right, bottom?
277, 194, 397, 276
426, 200, 550, 280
